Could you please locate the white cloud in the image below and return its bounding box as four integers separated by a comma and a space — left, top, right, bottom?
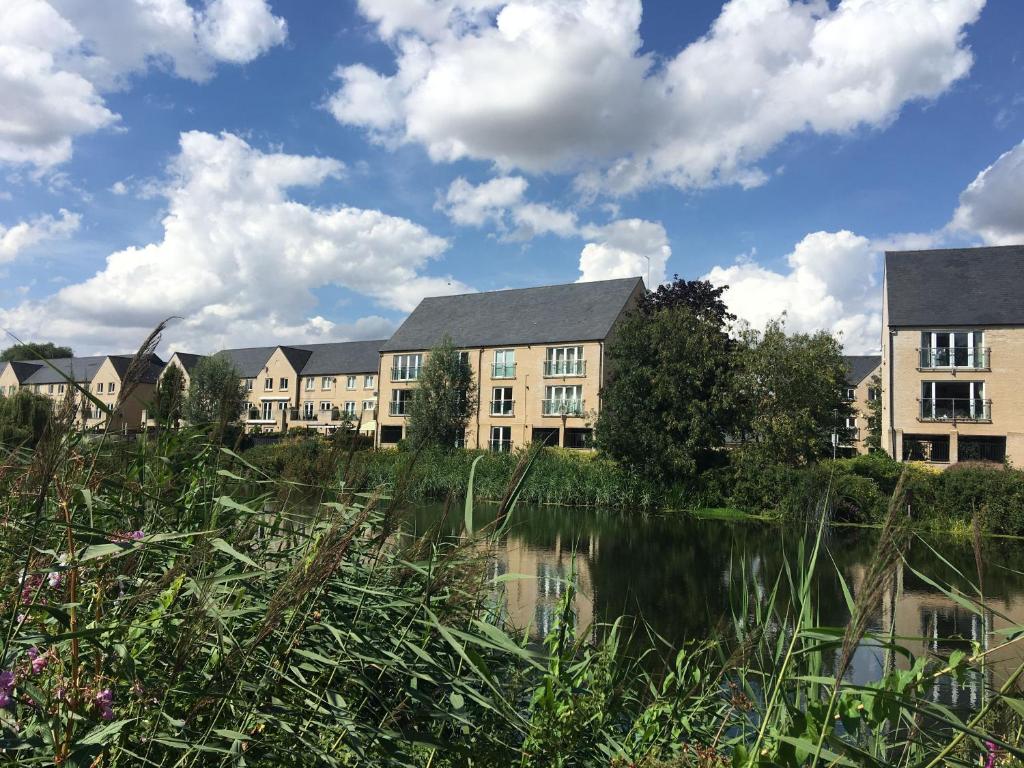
578, 219, 669, 285
949, 140, 1024, 245
0, 0, 287, 170
332, 0, 984, 195
705, 231, 882, 353
0, 131, 468, 352
0, 208, 80, 263
109, 180, 128, 195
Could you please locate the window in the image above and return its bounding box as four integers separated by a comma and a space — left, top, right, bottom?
362, 400, 375, 411
458, 351, 470, 368
959, 436, 1006, 463
544, 346, 585, 376
919, 331, 988, 369
867, 387, 880, 401
305, 378, 314, 391
320, 376, 332, 389
564, 428, 593, 450
344, 375, 355, 389
903, 434, 950, 463
543, 385, 583, 416
261, 401, 274, 420
380, 425, 403, 444
59, 383, 66, 394
106, 382, 114, 394
48, 384, 55, 394
392, 354, 422, 381
843, 388, 855, 401
303, 401, 314, 419
491, 387, 514, 416
492, 349, 516, 379
319, 401, 333, 412
245, 379, 253, 391
279, 377, 289, 390
364, 374, 375, 388
264, 378, 273, 391
343, 401, 356, 415
920, 381, 989, 421
845, 417, 857, 430
490, 426, 511, 452
390, 389, 413, 416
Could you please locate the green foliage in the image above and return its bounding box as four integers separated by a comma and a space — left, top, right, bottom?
865, 373, 883, 452
406, 336, 476, 449
0, 341, 73, 362
151, 364, 185, 425
0, 388, 53, 447
597, 292, 735, 487
733, 318, 853, 466
183, 351, 247, 428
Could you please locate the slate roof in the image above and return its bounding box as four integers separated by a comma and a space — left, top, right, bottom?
208, 340, 386, 378
381, 277, 645, 352
217, 347, 278, 378
843, 355, 880, 385
171, 352, 204, 374
1, 361, 44, 383
886, 245, 1024, 327
15, 356, 109, 385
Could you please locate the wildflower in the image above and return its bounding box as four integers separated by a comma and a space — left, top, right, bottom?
0, 670, 15, 708
26, 648, 49, 676
47, 571, 63, 589
111, 530, 146, 543
985, 740, 999, 768
19, 573, 42, 601
95, 688, 114, 721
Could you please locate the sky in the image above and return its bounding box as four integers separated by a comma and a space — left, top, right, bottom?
1, 0, 1023, 357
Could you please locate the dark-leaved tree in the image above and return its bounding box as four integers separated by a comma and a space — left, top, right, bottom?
0, 389, 53, 447
1, 342, 73, 362
406, 336, 476, 450
152, 365, 186, 427
183, 353, 247, 436
596, 278, 736, 487
865, 373, 883, 453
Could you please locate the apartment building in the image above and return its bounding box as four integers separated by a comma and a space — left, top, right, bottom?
162, 352, 205, 388
377, 277, 645, 450
882, 245, 1024, 466
164, 341, 385, 433
841, 355, 881, 455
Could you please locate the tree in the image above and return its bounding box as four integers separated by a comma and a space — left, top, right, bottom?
1, 342, 73, 362
865, 373, 883, 453
732, 318, 853, 466
152, 365, 186, 426
596, 280, 736, 487
0, 389, 53, 447
406, 336, 476, 450
183, 353, 247, 430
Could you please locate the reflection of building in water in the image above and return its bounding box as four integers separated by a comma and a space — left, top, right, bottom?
852, 562, 1024, 708
495, 533, 597, 642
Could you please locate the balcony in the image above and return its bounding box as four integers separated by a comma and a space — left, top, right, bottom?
918, 347, 990, 370
543, 359, 586, 377
490, 400, 515, 417
491, 362, 516, 379
919, 398, 991, 422
389, 401, 410, 417
391, 366, 421, 382
489, 439, 512, 453
542, 399, 585, 417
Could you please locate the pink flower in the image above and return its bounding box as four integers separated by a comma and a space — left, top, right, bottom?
26, 648, 48, 676
0, 670, 15, 709
95, 688, 114, 721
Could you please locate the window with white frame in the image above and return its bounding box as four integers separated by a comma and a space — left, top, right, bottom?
491, 387, 514, 416
492, 349, 516, 378
343, 401, 356, 415
319, 401, 333, 412
920, 381, 988, 421
106, 382, 114, 394
919, 330, 987, 369
364, 374, 375, 388
544, 346, 585, 376
49, 384, 55, 394
845, 416, 857, 430
543, 385, 583, 415
279, 377, 289, 390
245, 379, 253, 391
390, 389, 413, 416
303, 401, 314, 418
346, 375, 356, 389
490, 426, 511, 452
362, 400, 375, 411
844, 387, 856, 401
264, 378, 273, 391
261, 401, 274, 420
305, 378, 314, 391
392, 354, 422, 381
321, 376, 333, 389
278, 401, 288, 412
58, 383, 66, 394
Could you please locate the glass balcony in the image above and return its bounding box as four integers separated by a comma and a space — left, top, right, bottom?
542, 399, 584, 416
918, 347, 990, 370
489, 438, 512, 453
491, 362, 516, 379
391, 366, 421, 381
543, 359, 586, 377
919, 398, 991, 422
490, 400, 515, 416
389, 401, 410, 417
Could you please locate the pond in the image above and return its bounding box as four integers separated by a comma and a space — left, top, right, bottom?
404, 503, 1024, 711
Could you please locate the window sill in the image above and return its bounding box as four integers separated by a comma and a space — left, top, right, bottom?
489, 412, 515, 418
917, 418, 992, 424
915, 367, 991, 373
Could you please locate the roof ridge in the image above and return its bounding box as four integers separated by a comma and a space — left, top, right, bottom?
419, 276, 642, 302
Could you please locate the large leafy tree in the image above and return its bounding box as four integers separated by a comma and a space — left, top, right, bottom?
0, 389, 53, 447
1, 342, 73, 362
732, 318, 853, 466
406, 336, 476, 450
865, 373, 883, 453
152, 365, 186, 426
183, 353, 247, 429
596, 279, 736, 487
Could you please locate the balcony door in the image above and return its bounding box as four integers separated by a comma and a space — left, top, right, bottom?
921, 331, 984, 369
921, 381, 986, 421
261, 400, 274, 420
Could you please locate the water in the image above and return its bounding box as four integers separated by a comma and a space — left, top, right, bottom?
404, 503, 1024, 709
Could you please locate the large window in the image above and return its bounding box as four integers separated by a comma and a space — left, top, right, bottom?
490, 426, 511, 452
364, 375, 375, 388
321, 376, 333, 390
392, 354, 422, 381
959, 436, 1006, 463
390, 389, 413, 416
543, 385, 583, 416
305, 378, 314, 391
491, 387, 514, 416
346, 375, 357, 389
920, 381, 989, 421
903, 434, 950, 463
302, 401, 314, 419
261, 401, 274, 420
492, 349, 516, 379
380, 425, 403, 444
564, 428, 593, 450
343, 401, 356, 415
264, 378, 273, 391
544, 346, 585, 377
919, 331, 988, 369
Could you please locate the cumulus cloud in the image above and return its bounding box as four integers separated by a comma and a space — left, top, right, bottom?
332, 0, 984, 194
949, 140, 1024, 245
0, 208, 80, 263
0, 131, 467, 352
578, 219, 669, 285
0, 0, 286, 170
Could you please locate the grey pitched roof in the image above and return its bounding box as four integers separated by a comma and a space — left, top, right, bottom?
292, 340, 384, 376
106, 354, 165, 385
843, 355, 880, 385
279, 347, 313, 373
18, 356, 108, 385
171, 352, 204, 374
2, 361, 44, 383
381, 277, 645, 352
886, 245, 1024, 327
217, 347, 277, 378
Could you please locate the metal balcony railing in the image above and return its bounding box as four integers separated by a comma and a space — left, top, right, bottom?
542, 398, 584, 416
389, 401, 410, 417
919, 398, 991, 422
391, 366, 421, 381
489, 439, 512, 453
918, 347, 990, 369
491, 362, 516, 379
490, 400, 515, 416
543, 359, 586, 377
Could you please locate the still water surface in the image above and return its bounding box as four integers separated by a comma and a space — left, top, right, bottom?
404, 504, 1024, 710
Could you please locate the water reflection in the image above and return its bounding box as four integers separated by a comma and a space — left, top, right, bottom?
404, 504, 1024, 710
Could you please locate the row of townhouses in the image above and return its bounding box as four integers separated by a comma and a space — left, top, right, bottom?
2, 245, 1021, 466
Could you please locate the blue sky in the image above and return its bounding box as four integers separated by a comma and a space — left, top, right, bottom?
1, 0, 1022, 355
